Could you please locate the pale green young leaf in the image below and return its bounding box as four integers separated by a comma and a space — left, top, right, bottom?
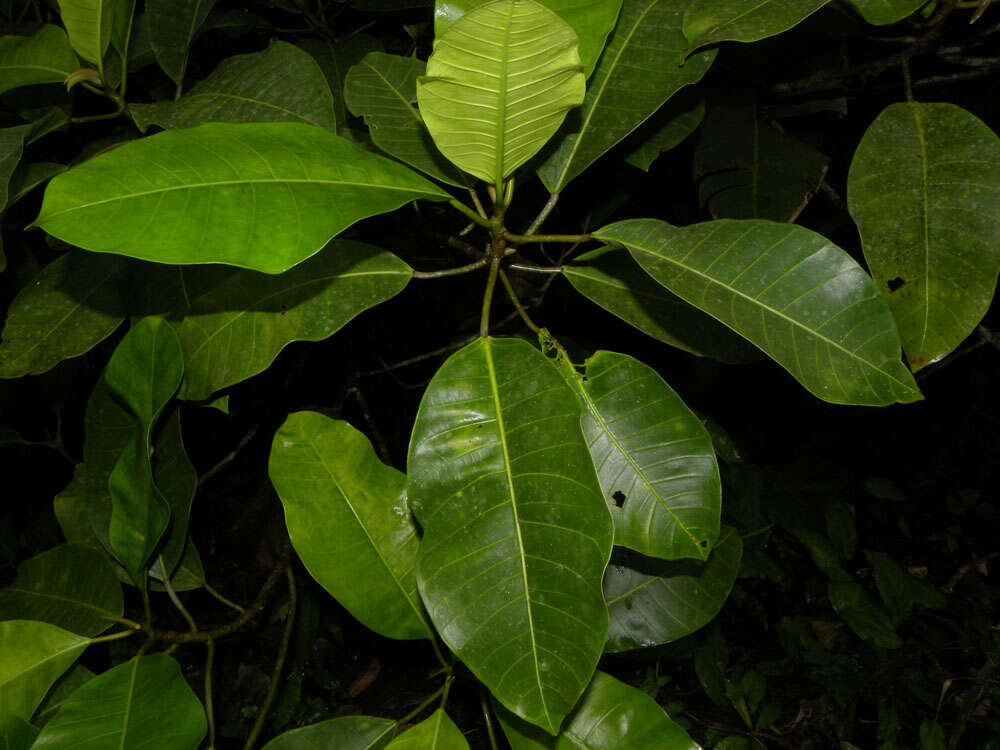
262, 716, 396, 750
593, 219, 922, 406
0, 620, 88, 722
33, 123, 449, 274
0, 26, 79, 95
386, 710, 468, 749
417, 0, 585, 188
56, 0, 115, 72
845, 0, 927, 25
146, 0, 217, 84
847, 102, 1000, 371
682, 0, 832, 53
408, 337, 613, 734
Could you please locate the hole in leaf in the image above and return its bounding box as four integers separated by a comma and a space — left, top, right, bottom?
612, 491, 626, 507
887, 277, 906, 292
700, 540, 709, 548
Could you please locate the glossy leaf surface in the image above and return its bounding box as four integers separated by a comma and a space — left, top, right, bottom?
847, 102, 1000, 370
174, 241, 412, 400
0, 621, 87, 721
33, 123, 449, 274
0, 715, 37, 750
572, 350, 720, 560
270, 412, 430, 640
0, 544, 123, 636
408, 337, 613, 734
57, 0, 114, 70
604, 527, 742, 652
593, 219, 922, 406
345, 52, 467, 186
433, 0, 621, 76
262, 716, 396, 750
0, 251, 125, 379
846, 0, 926, 24
497, 670, 700, 749
31, 655, 207, 749
682, 0, 832, 52
562, 247, 761, 364
538, 0, 715, 193
624, 94, 704, 172
417, 0, 585, 187
146, 0, 216, 84
0, 25, 78, 96
386, 710, 468, 749
131, 41, 336, 132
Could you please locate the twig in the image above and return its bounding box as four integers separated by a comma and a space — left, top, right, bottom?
481, 257, 502, 338
395, 678, 451, 729
204, 582, 245, 613
413, 257, 489, 279
499, 271, 542, 335
505, 232, 591, 245
205, 639, 217, 749
348, 380, 390, 464
160, 555, 198, 632
199, 426, 259, 486
944, 550, 999, 592
468, 187, 488, 219
508, 263, 562, 274
523, 192, 560, 236
480, 687, 500, 750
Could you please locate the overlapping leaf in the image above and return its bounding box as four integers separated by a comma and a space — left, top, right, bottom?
30, 655, 207, 749
408, 337, 613, 734
0, 620, 88, 721
593, 219, 922, 406
0, 26, 79, 95
33, 123, 449, 274
827, 581, 901, 649
537, 0, 715, 193
298, 35, 381, 128
0, 715, 37, 750
417, 0, 585, 187
604, 527, 742, 652
131, 41, 336, 132
497, 670, 700, 748
682, 0, 832, 53
262, 716, 396, 750
846, 0, 927, 25
146, 0, 217, 84
345, 52, 467, 186
57, 0, 114, 71
386, 710, 468, 749
624, 93, 705, 172
847, 102, 1000, 370
270, 412, 431, 640
32, 665, 95, 729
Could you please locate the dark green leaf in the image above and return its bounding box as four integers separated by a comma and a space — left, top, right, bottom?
261, 716, 396, 750
593, 219, 922, 406
0, 620, 88, 721
0, 544, 123, 636
846, 0, 927, 25
32, 665, 94, 728
408, 337, 613, 734
57, 0, 115, 70
8, 162, 67, 206
824, 502, 856, 560
105, 317, 183, 429
865, 550, 913, 623
148, 410, 198, 580
847, 102, 1000, 370
0, 715, 37, 750
131, 41, 336, 132
34, 123, 450, 274
0, 124, 28, 208
624, 93, 704, 172
682, 0, 832, 53
919, 719, 946, 750
298, 35, 381, 129
604, 527, 742, 652
270, 412, 431, 640
827, 580, 902, 649
794, 529, 851, 581
0, 25, 78, 95
146, 0, 217, 84
386, 710, 468, 749
30, 654, 207, 749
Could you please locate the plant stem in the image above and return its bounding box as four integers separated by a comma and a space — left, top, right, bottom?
480, 256, 501, 338
204, 582, 245, 613
480, 687, 500, 750
505, 232, 591, 245
499, 270, 541, 335
468, 187, 488, 219
395, 681, 449, 728
508, 263, 562, 274
160, 555, 198, 632
524, 192, 559, 236
89, 628, 139, 644
413, 257, 489, 279
205, 639, 217, 750
449, 198, 495, 229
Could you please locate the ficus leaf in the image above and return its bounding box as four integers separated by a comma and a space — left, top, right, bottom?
146, 0, 217, 84
56, 0, 115, 73
385, 710, 469, 749
682, 0, 832, 54
0, 620, 88, 722
845, 0, 928, 25
0, 25, 79, 95
261, 716, 396, 750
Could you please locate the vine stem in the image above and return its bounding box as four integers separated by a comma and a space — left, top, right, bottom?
480, 256, 502, 337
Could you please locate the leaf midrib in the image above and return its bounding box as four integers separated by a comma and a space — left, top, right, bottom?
911, 103, 932, 353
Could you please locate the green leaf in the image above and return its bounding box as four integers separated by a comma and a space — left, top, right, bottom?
794, 529, 851, 581
562, 246, 761, 363
571, 350, 720, 560
537, 0, 716, 193
147, 410, 198, 580
865, 550, 913, 624
827, 580, 902, 649
0, 125, 28, 208
345, 52, 468, 187
0, 715, 37, 750
592, 219, 922, 406
270, 412, 431, 640
433, 0, 621, 77
130, 41, 336, 133
110, 0, 136, 57
0, 251, 125, 379
56, 0, 115, 72
408, 337, 613, 734
173, 241, 412, 400
0, 544, 123, 636
847, 102, 1000, 370
298, 35, 382, 130
604, 527, 742, 652
845, 0, 928, 25
496, 670, 701, 749
33, 122, 449, 274
682, 0, 832, 53
8, 162, 68, 207
32, 665, 95, 728
417, 0, 585, 189
0, 25, 79, 96
146, 0, 216, 84
261, 716, 396, 750
825, 501, 856, 560
0, 620, 88, 721
919, 719, 946, 750
624, 93, 705, 172
694, 93, 829, 221
386, 710, 468, 749
105, 317, 183, 430
30, 654, 207, 749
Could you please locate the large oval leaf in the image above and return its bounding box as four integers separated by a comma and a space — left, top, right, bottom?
33, 122, 449, 274
386, 710, 468, 749
0, 544, 123, 636
56, 0, 114, 70
496, 670, 700, 749
262, 716, 396, 750
131, 41, 336, 132
269, 412, 431, 640
682, 0, 832, 53
31, 654, 207, 749
572, 350, 720, 561
847, 102, 1000, 370
345, 52, 468, 187
172, 241, 412, 400
604, 527, 742, 652
593, 219, 922, 406
0, 25, 79, 96
0, 620, 87, 721
433, 0, 621, 77
146, 0, 216, 84
537, 0, 715, 193
408, 337, 613, 734
562, 246, 761, 363
417, 0, 585, 188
